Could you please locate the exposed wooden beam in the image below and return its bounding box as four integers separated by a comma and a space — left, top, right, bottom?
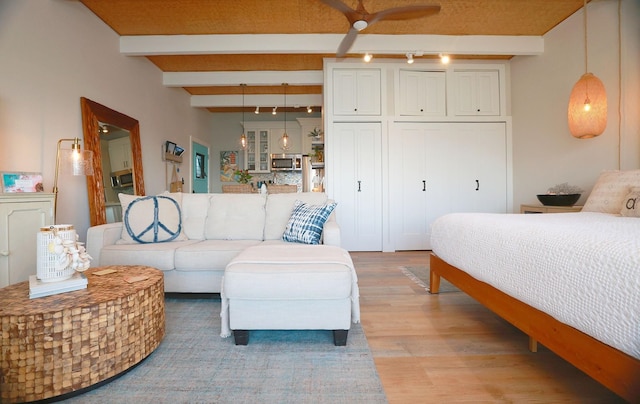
163, 70, 323, 87
121, 34, 544, 56
191, 94, 322, 108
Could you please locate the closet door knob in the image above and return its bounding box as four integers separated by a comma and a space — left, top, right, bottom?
475, 180, 480, 191
422, 180, 426, 191
357, 181, 361, 192
0, 251, 9, 256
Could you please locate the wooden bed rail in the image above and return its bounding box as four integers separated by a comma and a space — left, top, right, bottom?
429, 253, 640, 403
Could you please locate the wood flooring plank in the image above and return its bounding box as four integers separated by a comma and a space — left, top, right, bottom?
352, 251, 626, 403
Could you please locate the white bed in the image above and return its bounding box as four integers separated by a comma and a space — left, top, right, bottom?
428, 170, 640, 402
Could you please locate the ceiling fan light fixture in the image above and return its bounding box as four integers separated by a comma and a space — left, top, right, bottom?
363, 53, 372, 62
353, 20, 368, 31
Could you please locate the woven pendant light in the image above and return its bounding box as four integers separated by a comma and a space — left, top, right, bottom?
567, 0, 607, 139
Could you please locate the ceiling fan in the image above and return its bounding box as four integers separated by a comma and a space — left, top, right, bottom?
321, 0, 441, 57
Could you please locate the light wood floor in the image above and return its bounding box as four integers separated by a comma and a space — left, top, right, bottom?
352, 251, 625, 404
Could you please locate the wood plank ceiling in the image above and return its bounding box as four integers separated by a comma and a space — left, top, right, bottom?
79, 0, 585, 112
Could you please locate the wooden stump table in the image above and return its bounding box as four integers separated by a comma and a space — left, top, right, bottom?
0, 265, 165, 403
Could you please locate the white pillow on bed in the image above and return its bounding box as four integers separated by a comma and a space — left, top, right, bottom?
582, 170, 640, 214
620, 187, 640, 217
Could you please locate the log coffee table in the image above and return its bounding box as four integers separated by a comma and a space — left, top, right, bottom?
0, 265, 165, 403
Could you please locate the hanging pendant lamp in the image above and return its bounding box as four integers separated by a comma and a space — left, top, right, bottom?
239, 84, 247, 149
280, 83, 290, 151
567, 0, 607, 139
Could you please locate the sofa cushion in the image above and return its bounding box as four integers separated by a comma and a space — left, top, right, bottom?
264, 192, 328, 240
181, 193, 212, 240
174, 239, 262, 270
119, 193, 188, 244
100, 239, 200, 271
205, 194, 266, 240
282, 200, 337, 245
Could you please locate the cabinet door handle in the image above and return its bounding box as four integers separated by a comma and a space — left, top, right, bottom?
0, 251, 8, 256
357, 181, 361, 192
422, 180, 426, 191
475, 180, 480, 191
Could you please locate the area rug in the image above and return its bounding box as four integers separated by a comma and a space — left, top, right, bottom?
400, 266, 461, 293
64, 298, 387, 404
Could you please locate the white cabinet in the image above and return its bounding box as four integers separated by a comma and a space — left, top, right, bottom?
390, 122, 507, 250
0, 193, 54, 287
332, 69, 381, 116
244, 130, 270, 172
399, 70, 446, 116
453, 70, 500, 116
329, 122, 382, 251
108, 137, 132, 171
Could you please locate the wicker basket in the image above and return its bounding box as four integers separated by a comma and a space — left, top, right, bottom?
36, 225, 76, 282
222, 184, 254, 193
267, 184, 298, 194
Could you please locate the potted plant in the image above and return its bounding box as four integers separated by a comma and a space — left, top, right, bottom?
234, 169, 252, 184
308, 128, 323, 141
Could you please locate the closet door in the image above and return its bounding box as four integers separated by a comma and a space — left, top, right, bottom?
448, 122, 507, 214
391, 124, 451, 250
330, 122, 382, 251
391, 122, 507, 251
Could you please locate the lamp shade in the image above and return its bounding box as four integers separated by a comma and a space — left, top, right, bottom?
567, 72, 607, 139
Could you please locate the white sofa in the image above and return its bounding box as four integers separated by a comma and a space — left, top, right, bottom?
86, 192, 340, 293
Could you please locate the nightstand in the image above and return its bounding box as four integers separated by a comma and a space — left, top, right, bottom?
520, 204, 583, 214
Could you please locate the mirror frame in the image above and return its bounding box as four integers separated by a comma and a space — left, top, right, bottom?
81, 97, 145, 226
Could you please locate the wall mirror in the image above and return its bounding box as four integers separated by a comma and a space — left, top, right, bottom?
81, 97, 145, 226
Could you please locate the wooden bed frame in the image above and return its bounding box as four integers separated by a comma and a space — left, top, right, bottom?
430, 253, 640, 402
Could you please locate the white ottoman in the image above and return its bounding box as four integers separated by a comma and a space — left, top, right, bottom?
220, 244, 360, 346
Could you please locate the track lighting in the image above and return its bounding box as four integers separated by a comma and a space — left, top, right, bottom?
406, 53, 414, 64
272, 106, 277, 115
439, 53, 450, 64
254, 106, 259, 114
307, 106, 313, 113
363, 53, 372, 62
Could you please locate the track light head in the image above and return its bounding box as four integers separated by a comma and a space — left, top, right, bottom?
406, 53, 414, 64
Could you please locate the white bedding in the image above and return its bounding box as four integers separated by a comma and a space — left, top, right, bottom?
431, 211, 640, 360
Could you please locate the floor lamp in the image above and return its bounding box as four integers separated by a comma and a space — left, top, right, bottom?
52, 137, 94, 223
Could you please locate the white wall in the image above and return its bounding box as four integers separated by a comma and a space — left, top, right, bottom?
0, 0, 213, 238
511, 0, 640, 207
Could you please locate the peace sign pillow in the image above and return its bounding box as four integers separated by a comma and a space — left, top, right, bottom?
118, 193, 188, 244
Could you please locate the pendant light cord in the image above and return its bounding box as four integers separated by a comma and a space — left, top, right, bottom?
583, 0, 588, 73
617, 0, 622, 169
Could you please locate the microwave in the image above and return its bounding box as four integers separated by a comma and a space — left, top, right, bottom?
270, 154, 302, 171
110, 169, 134, 188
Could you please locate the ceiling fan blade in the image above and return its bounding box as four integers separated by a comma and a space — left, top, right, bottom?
368, 5, 441, 25
336, 27, 359, 57
320, 0, 355, 15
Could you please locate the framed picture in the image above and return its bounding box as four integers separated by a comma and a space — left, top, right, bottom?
220, 151, 239, 182
1, 172, 44, 193
174, 145, 185, 156
165, 141, 176, 154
